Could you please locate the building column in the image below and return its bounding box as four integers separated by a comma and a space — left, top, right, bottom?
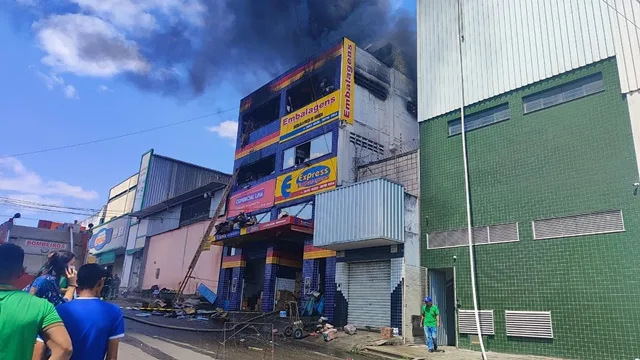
262, 246, 278, 312
219, 249, 246, 311
229, 266, 245, 311
324, 256, 336, 322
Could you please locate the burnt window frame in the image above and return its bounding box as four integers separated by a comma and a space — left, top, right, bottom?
285, 58, 339, 114
237, 154, 276, 186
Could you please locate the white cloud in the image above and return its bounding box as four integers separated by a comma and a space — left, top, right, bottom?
64, 85, 79, 99
69, 0, 205, 31
0, 157, 99, 200
33, 14, 149, 77
98, 85, 113, 92
34, 70, 79, 100
36, 71, 64, 89
207, 120, 238, 142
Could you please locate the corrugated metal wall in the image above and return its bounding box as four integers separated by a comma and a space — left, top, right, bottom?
143, 155, 227, 209
147, 205, 182, 237
417, 0, 640, 121
314, 178, 405, 247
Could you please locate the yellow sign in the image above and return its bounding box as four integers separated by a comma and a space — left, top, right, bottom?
275, 157, 337, 204
340, 38, 355, 125
279, 91, 341, 142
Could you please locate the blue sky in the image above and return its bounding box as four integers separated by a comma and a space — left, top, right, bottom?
0, 0, 415, 226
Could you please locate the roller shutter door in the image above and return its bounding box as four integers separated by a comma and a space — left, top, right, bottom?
347, 261, 391, 328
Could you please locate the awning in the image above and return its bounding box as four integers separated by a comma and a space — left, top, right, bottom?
126, 247, 144, 255
96, 250, 116, 265
213, 216, 314, 246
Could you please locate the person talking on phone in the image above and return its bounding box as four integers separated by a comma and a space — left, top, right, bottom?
24, 250, 77, 306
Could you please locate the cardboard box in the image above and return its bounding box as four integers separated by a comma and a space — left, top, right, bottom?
381, 327, 393, 339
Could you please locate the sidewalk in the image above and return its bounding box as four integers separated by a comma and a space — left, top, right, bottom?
363, 345, 566, 360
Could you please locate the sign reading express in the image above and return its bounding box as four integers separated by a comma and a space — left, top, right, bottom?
228, 179, 276, 217
275, 157, 337, 204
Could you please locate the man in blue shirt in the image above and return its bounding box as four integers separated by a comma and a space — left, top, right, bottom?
35, 264, 124, 360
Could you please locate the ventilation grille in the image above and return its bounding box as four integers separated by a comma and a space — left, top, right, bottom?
533, 210, 624, 240
428, 223, 519, 249
349, 133, 385, 155
458, 310, 495, 335
354, 70, 389, 101
505, 311, 553, 339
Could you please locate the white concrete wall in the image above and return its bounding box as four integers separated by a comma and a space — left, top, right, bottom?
417, 0, 640, 121
337, 46, 418, 184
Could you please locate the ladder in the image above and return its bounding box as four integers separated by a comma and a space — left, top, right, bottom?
174, 169, 238, 302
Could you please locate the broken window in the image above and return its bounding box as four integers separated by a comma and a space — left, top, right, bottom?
240, 95, 281, 147
237, 155, 276, 186
278, 201, 313, 220
285, 60, 338, 114
282, 132, 333, 169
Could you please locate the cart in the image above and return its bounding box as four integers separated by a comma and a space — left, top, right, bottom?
283, 301, 306, 339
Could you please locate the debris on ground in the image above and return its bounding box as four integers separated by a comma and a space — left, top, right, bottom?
380, 327, 393, 339
344, 324, 357, 335
322, 328, 338, 342
135, 313, 151, 317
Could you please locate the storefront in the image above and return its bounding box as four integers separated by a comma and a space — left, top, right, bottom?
88, 216, 130, 281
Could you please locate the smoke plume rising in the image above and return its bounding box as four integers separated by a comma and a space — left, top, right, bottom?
7, 0, 416, 98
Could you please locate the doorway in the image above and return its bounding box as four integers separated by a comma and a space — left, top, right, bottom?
429, 268, 456, 346
243, 256, 266, 311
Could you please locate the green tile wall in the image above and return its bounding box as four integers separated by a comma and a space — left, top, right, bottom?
419, 58, 640, 360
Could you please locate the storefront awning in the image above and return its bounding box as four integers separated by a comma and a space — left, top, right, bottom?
96, 250, 116, 265
213, 216, 313, 246
125, 247, 144, 255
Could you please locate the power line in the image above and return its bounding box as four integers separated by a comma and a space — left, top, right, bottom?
1, 106, 239, 159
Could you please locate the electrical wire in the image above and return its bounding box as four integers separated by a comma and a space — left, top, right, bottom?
1, 106, 239, 159
601, 0, 640, 31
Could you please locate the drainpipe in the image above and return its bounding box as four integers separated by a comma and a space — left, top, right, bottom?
456, 1, 488, 359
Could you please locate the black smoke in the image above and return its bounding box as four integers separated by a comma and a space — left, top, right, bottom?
6, 0, 417, 98
133, 0, 416, 97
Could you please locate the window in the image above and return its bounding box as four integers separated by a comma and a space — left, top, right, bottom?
254, 212, 271, 224
448, 104, 510, 136
278, 201, 313, 220
237, 155, 276, 185
179, 196, 212, 226
285, 61, 338, 114
283, 133, 333, 169
523, 73, 604, 113
240, 96, 281, 146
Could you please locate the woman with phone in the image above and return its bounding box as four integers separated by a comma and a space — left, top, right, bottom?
24, 250, 77, 306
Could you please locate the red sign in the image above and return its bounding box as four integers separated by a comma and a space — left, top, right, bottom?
228, 179, 276, 218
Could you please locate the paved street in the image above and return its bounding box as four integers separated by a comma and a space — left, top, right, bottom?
121, 317, 369, 360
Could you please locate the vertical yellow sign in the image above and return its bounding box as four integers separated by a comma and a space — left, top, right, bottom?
340, 38, 356, 125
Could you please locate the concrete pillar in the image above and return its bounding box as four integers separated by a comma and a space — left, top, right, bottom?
262, 246, 277, 312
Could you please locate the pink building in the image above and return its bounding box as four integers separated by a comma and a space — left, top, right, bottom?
143, 220, 223, 295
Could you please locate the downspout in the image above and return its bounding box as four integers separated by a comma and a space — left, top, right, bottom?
456, 1, 488, 359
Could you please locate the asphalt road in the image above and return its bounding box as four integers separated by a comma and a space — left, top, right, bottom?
123, 317, 371, 360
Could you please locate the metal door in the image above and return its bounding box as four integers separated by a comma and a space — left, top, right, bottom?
347, 261, 391, 328
429, 270, 448, 346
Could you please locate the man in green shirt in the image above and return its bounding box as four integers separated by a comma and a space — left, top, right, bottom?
420, 297, 440, 352
0, 243, 73, 360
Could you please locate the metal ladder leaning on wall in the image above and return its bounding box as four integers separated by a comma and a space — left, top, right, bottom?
174, 169, 238, 303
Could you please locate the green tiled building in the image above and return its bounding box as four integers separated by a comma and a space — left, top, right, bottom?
419, 58, 640, 360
